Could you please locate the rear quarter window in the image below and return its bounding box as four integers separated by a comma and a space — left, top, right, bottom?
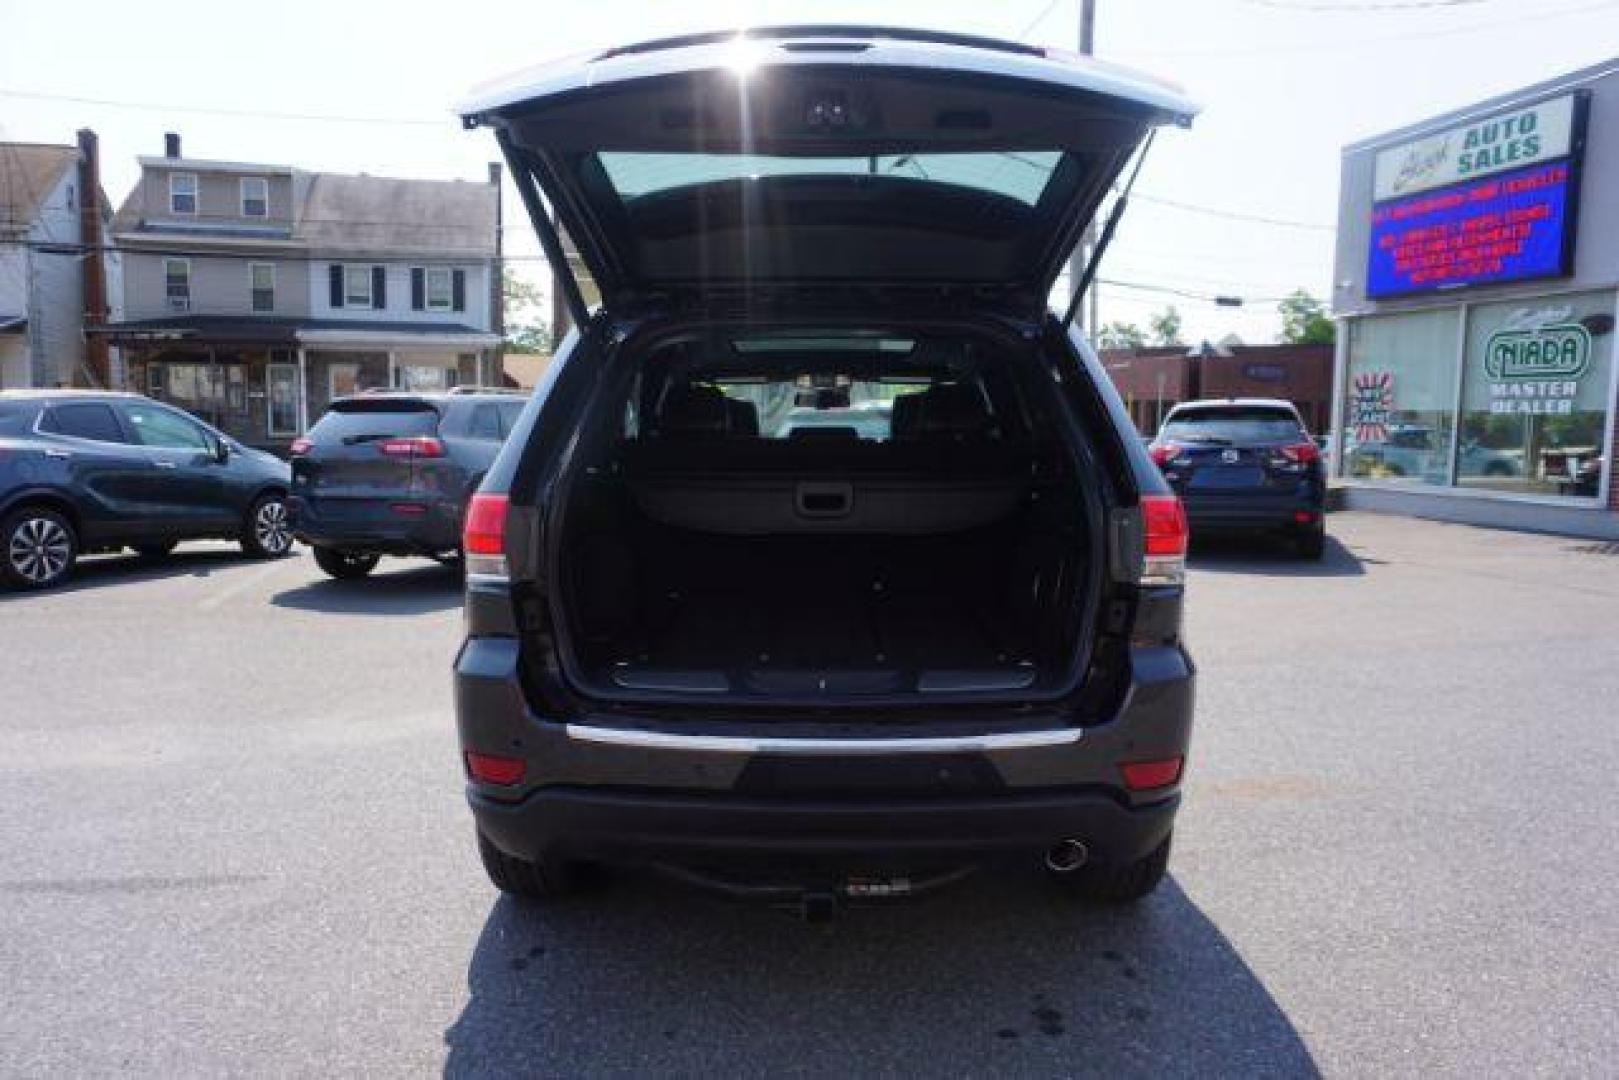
40, 402, 127, 443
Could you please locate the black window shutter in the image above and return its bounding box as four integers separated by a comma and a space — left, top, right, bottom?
411, 268, 425, 310
452, 269, 466, 312
372, 266, 387, 309
329, 264, 344, 308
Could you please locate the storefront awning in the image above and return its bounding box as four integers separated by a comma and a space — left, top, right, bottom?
91, 316, 500, 350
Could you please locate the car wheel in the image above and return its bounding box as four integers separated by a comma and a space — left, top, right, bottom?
1295, 523, 1326, 561
241, 494, 294, 558
476, 830, 583, 901
1054, 832, 1171, 904
312, 546, 380, 579
133, 541, 177, 561
2, 507, 78, 590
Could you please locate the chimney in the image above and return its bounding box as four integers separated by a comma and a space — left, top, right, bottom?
77, 129, 111, 388
164, 132, 181, 158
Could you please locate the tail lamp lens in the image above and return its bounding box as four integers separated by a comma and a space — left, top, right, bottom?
1148, 442, 1181, 467
1278, 441, 1319, 464
1140, 494, 1188, 586
465, 751, 525, 786
462, 492, 509, 580
1120, 756, 1183, 791
378, 436, 445, 458
289, 437, 313, 456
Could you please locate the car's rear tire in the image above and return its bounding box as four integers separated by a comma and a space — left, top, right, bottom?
241, 494, 294, 558
1055, 832, 1171, 904
2, 506, 78, 590
476, 830, 582, 901
133, 541, 177, 561
1295, 523, 1326, 560
312, 546, 380, 579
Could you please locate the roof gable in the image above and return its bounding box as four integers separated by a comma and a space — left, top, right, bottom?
0, 143, 78, 235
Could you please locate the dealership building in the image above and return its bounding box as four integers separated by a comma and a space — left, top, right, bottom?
1330, 58, 1619, 538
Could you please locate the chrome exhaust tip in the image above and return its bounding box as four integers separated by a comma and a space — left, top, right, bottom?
1044, 839, 1089, 873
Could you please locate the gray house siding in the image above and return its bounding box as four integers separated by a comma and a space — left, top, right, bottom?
25, 169, 86, 386
136, 165, 295, 226
123, 251, 310, 321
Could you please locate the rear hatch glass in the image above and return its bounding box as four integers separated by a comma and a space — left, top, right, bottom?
296, 399, 441, 501
1161, 406, 1304, 444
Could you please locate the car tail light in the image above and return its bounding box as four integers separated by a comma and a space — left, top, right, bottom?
464, 750, 525, 785
1277, 441, 1319, 464
1148, 442, 1182, 467
1140, 494, 1187, 586
1120, 756, 1183, 791
378, 436, 445, 458
463, 492, 509, 580
289, 437, 313, 456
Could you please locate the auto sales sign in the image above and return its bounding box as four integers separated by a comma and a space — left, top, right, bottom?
1366, 93, 1588, 298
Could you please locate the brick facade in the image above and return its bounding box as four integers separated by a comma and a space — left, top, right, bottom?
1099, 343, 1334, 436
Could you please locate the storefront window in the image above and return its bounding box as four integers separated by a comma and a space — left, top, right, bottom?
1456, 291, 1615, 498
1342, 309, 1462, 484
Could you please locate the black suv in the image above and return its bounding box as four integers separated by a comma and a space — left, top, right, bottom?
452, 27, 1198, 911
0, 390, 293, 589
288, 390, 525, 579
1149, 399, 1327, 558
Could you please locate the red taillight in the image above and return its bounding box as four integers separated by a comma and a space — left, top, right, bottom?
1148, 442, 1181, 467
1140, 494, 1188, 586
289, 437, 312, 456
1120, 756, 1183, 791
463, 492, 510, 580
1278, 441, 1319, 464
378, 436, 445, 458
465, 750, 525, 786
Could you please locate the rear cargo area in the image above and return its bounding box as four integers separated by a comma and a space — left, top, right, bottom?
544, 328, 1099, 704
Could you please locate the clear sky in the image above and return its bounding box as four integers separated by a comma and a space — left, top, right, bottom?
3, 0, 1616, 343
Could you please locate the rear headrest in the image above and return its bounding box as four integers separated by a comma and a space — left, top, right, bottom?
890, 392, 926, 441
657, 384, 731, 436
892, 383, 994, 441
725, 397, 760, 438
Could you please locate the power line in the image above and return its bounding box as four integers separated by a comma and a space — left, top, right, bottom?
1131, 191, 1334, 232
0, 88, 448, 127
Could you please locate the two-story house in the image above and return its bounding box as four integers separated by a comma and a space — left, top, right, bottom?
1, 131, 118, 389
98, 134, 501, 449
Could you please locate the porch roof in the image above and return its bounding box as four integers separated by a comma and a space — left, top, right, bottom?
92, 315, 500, 349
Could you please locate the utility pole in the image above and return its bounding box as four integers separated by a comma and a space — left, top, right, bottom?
1067, 0, 1098, 339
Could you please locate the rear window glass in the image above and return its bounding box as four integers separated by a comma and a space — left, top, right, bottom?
598, 151, 1063, 207
41, 402, 126, 443
706, 378, 934, 442
1160, 406, 1304, 444
309, 402, 439, 444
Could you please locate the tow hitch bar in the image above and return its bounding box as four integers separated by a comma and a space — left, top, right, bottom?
650, 864, 977, 921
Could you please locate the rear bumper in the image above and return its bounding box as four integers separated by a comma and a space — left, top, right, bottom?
456, 635, 1195, 868
1181, 490, 1323, 531
472, 784, 1178, 866
286, 494, 459, 555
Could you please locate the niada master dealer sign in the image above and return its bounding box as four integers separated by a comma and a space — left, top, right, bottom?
1366, 92, 1588, 298
1483, 309, 1594, 417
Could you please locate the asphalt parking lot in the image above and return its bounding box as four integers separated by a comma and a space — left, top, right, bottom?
2, 511, 1616, 1077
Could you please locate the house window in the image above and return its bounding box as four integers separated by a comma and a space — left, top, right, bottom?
164, 258, 191, 310
250, 263, 275, 312
169, 173, 198, 215
240, 177, 268, 218
425, 268, 454, 311
344, 265, 372, 307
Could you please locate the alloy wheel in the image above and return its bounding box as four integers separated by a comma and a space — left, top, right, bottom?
254, 499, 292, 555
8, 516, 72, 585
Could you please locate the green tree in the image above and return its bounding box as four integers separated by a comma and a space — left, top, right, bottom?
502, 269, 549, 352
1148, 306, 1184, 347
1097, 321, 1148, 350
1278, 290, 1336, 345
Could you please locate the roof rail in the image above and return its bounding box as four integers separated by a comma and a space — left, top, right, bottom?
447, 385, 526, 396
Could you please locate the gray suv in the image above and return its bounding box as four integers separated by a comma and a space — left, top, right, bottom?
288, 390, 525, 579
452, 27, 1197, 913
